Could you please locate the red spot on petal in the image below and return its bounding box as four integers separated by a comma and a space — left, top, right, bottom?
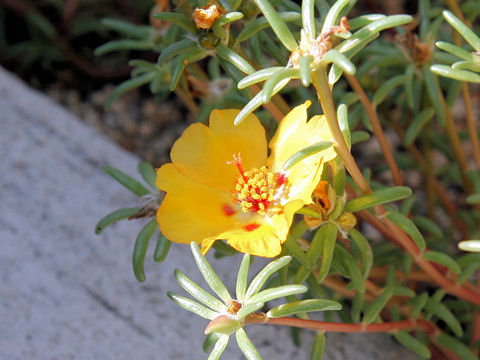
276, 172, 288, 186
222, 204, 236, 216
243, 223, 260, 232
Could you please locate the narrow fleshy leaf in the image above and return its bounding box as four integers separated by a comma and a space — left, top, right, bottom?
351, 292, 364, 322
334, 244, 365, 293
137, 162, 157, 189
443, 10, 480, 51
216, 44, 255, 75
434, 333, 476, 360
315, 224, 338, 284
321, 49, 356, 75
245, 256, 292, 299
212, 12, 244, 39
236, 302, 265, 320
362, 288, 394, 324
267, 299, 342, 318
133, 219, 158, 282
423, 65, 446, 125
236, 254, 251, 302
152, 12, 197, 33
458, 240, 480, 252
168, 291, 218, 320
238, 67, 285, 89
157, 39, 197, 65
422, 251, 461, 274
203, 333, 220, 353
302, 0, 315, 39
408, 292, 428, 320
394, 331, 431, 359
425, 298, 463, 337
300, 55, 313, 86
467, 193, 480, 205
94, 39, 153, 56
311, 333, 326, 360
153, 232, 170, 262
174, 269, 226, 311
247, 285, 307, 304
403, 108, 435, 146
95, 207, 141, 234
205, 315, 241, 335
452, 60, 480, 72
236, 12, 301, 43
349, 228, 373, 279
430, 64, 480, 83
295, 223, 337, 283
320, 0, 350, 35
251, 0, 298, 51
435, 41, 476, 61
234, 78, 290, 125
413, 215, 443, 238
190, 243, 232, 304
458, 262, 480, 283
372, 74, 407, 106
283, 141, 333, 170
350, 131, 370, 145
390, 286, 415, 297
169, 48, 208, 90
344, 186, 412, 213
262, 68, 299, 102
385, 211, 426, 251
101, 18, 152, 38
208, 334, 229, 360
337, 103, 351, 149
103, 165, 151, 196
348, 14, 386, 30
105, 72, 156, 109
236, 328, 262, 360
283, 220, 310, 267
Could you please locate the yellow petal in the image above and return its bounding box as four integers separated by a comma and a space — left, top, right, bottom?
268, 102, 337, 204
169, 109, 267, 193
156, 164, 236, 244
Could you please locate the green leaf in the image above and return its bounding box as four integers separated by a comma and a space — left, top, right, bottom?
422, 251, 461, 274
430, 64, 480, 83
394, 331, 431, 359
344, 186, 412, 213
362, 288, 394, 324
247, 285, 307, 304
408, 292, 428, 320
453, 60, 480, 72
267, 299, 341, 318
153, 12, 197, 33
208, 334, 229, 360
212, 12, 244, 39
466, 193, 480, 204
334, 244, 365, 293
236, 12, 301, 43
169, 48, 209, 90
425, 298, 463, 337
295, 223, 338, 283
238, 67, 285, 89
190, 243, 232, 304
94, 39, 153, 56
435, 41, 476, 61
403, 108, 435, 146
283, 220, 310, 267
413, 215, 443, 238
348, 14, 386, 30
315, 224, 338, 284
350, 131, 370, 145
236, 254, 251, 302
372, 74, 407, 106
174, 269, 226, 311
101, 18, 152, 38
311, 333, 326, 360
321, 49, 356, 75
105, 72, 156, 109
320, 0, 350, 35
94, 207, 141, 235
351, 292, 364, 322
283, 141, 333, 170
385, 211, 426, 251
236, 328, 262, 360
458, 262, 480, 283
349, 229, 373, 279
300, 55, 314, 86
168, 291, 218, 320
203, 333, 220, 353
262, 68, 299, 102
137, 162, 157, 189
251, 0, 298, 51
302, 0, 315, 39
443, 10, 480, 51
337, 103, 351, 149
236, 302, 265, 320
434, 333, 477, 360
133, 219, 158, 282
216, 44, 255, 75
102, 165, 151, 196
157, 39, 198, 65
245, 256, 292, 299
153, 232, 171, 262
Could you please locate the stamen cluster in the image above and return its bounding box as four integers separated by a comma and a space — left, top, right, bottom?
234, 166, 277, 215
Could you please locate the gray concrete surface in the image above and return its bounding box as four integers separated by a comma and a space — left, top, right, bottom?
0, 66, 414, 359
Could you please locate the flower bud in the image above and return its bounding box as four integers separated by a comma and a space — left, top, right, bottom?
204, 315, 242, 335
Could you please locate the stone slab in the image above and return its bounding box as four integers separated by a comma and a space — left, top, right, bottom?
0, 66, 414, 359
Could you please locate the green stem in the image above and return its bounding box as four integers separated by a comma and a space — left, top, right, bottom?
311, 68, 371, 194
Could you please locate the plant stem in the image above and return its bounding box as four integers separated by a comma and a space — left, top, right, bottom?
311, 68, 371, 194
345, 74, 404, 186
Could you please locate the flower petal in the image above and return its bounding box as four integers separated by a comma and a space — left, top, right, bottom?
169, 109, 267, 193
156, 164, 236, 244
268, 102, 337, 204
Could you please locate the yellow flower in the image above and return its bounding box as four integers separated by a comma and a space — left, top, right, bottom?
155, 102, 336, 257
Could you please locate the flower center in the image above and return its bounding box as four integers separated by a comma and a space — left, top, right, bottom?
229, 155, 288, 216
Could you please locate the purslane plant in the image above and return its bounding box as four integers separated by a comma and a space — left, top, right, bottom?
96, 0, 480, 358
